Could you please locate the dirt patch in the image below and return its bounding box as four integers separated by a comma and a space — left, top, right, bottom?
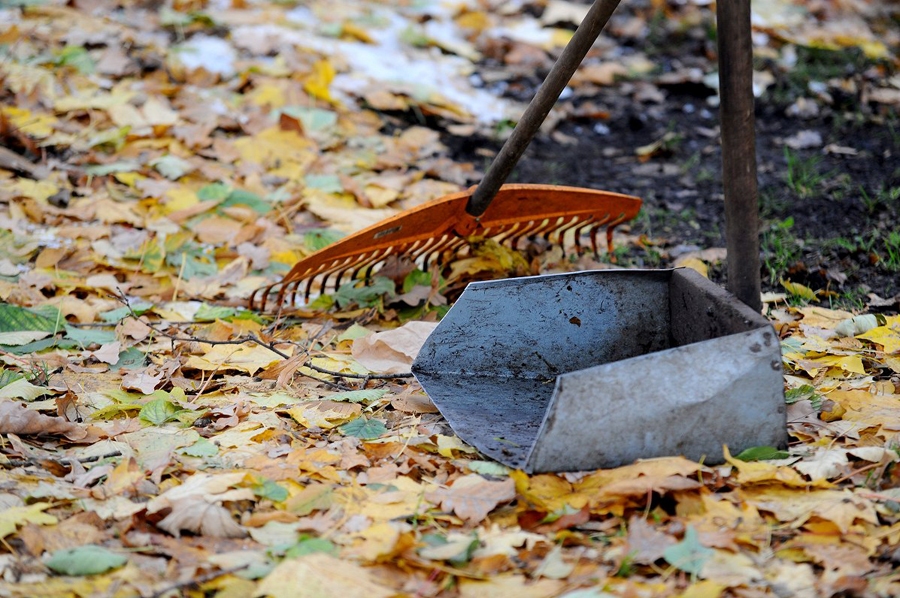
440, 17, 900, 312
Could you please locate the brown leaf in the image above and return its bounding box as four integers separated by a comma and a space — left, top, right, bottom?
626, 516, 676, 564
0, 400, 87, 441
425, 474, 515, 525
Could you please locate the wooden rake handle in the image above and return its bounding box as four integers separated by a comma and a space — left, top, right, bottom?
466, 0, 623, 217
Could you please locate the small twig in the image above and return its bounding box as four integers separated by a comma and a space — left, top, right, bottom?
833, 461, 886, 485
148, 565, 249, 598
111, 292, 356, 390
304, 361, 415, 380
1, 450, 122, 469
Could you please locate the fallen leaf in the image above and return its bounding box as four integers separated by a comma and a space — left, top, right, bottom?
0, 399, 87, 440
426, 474, 515, 524
254, 553, 395, 598
351, 321, 438, 374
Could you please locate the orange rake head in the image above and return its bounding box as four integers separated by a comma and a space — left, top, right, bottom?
250, 184, 641, 312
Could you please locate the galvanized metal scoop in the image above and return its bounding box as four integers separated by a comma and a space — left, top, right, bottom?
412, 269, 787, 472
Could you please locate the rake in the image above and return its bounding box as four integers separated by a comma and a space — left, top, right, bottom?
250, 0, 639, 311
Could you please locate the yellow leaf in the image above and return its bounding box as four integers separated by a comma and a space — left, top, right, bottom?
797, 354, 866, 376
344, 521, 400, 561
254, 553, 395, 598
233, 127, 316, 169
287, 401, 361, 429
458, 574, 564, 598
113, 171, 144, 187
858, 323, 900, 354
341, 21, 374, 43
455, 11, 490, 32
678, 580, 726, 598
1, 106, 57, 138
781, 279, 818, 302
185, 344, 282, 375
163, 187, 199, 213
437, 434, 478, 457
796, 306, 854, 329
0, 502, 57, 539
738, 486, 877, 533
723, 445, 821, 487
248, 82, 288, 109
2, 178, 59, 203
303, 59, 336, 104
363, 184, 399, 208
675, 257, 708, 278
513, 470, 588, 512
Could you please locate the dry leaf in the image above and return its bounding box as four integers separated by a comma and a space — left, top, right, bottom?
426, 474, 515, 525
0, 400, 87, 441
351, 321, 438, 374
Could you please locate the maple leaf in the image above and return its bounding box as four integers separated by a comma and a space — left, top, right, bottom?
0, 399, 87, 441
146, 472, 254, 537
426, 474, 515, 525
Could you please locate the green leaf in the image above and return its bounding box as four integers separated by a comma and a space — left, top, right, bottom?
662, 526, 713, 575
64, 325, 116, 347
0, 330, 52, 346
221, 189, 271, 214
165, 245, 217, 280
87, 126, 130, 151
124, 239, 165, 273
151, 155, 195, 180
46, 545, 127, 576
230, 310, 265, 324
418, 533, 479, 565
303, 228, 345, 252
327, 389, 388, 404
784, 384, 819, 404
467, 461, 511, 477
333, 277, 395, 308
55, 45, 94, 75
253, 479, 289, 502
112, 347, 146, 370
304, 174, 343, 194
403, 269, 432, 293
0, 377, 48, 401
0, 303, 62, 334
181, 437, 219, 457
0, 337, 75, 355
306, 294, 335, 311
99, 303, 152, 323
139, 398, 181, 425
280, 106, 337, 133
284, 536, 338, 558
340, 417, 387, 440
734, 446, 790, 462
197, 182, 231, 201
0, 369, 24, 388
194, 304, 237, 322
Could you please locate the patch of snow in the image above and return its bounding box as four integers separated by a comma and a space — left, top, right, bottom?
175, 35, 237, 77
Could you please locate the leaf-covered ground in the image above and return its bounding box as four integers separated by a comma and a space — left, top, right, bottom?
1, 1, 900, 597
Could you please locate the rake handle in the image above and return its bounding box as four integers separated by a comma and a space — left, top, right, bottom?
466, 0, 623, 218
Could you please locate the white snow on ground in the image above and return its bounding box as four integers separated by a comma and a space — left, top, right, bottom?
227, 5, 518, 124
174, 35, 238, 76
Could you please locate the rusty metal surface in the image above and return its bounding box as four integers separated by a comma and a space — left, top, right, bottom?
412, 268, 788, 472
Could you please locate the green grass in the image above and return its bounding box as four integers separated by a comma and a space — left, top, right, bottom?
784, 148, 832, 199
761, 217, 803, 285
